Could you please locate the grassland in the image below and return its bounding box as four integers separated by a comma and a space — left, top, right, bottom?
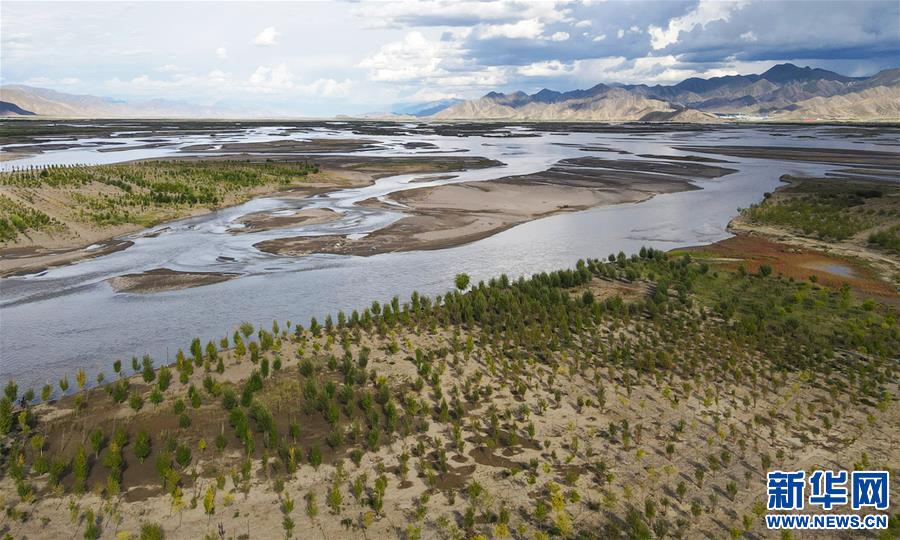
0, 247, 896, 539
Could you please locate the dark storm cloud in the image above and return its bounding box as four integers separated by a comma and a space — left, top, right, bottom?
660, 0, 899, 68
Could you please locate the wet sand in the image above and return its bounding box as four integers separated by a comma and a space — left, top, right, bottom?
0, 239, 133, 277
230, 207, 340, 233
107, 268, 239, 293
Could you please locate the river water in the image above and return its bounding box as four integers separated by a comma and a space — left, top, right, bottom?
0, 123, 895, 390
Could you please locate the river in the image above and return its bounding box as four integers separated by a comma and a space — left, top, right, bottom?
0, 123, 895, 391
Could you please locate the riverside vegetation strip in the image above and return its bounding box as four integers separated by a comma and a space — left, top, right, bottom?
0, 155, 502, 277
0, 247, 896, 539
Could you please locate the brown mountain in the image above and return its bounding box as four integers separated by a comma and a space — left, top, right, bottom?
434, 64, 900, 122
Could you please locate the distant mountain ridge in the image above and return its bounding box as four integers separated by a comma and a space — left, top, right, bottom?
434, 63, 900, 122
0, 85, 232, 118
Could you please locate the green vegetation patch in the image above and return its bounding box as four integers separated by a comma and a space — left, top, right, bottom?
0, 194, 63, 242
868, 223, 900, 253
742, 176, 899, 243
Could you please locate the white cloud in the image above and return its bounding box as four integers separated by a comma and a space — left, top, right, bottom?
740, 31, 757, 42
353, 1, 572, 29
436, 67, 508, 87
518, 60, 575, 77
549, 31, 570, 42
358, 32, 454, 82
299, 78, 353, 97
216, 47, 228, 59
208, 70, 229, 84
247, 64, 294, 92
157, 64, 185, 73
3, 32, 33, 50
617, 29, 625, 39
575, 20, 592, 28
406, 88, 461, 102
593, 34, 607, 42
253, 26, 280, 46
476, 19, 544, 40
358, 31, 509, 91
648, 0, 749, 50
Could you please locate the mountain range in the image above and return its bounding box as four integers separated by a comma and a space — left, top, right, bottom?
434, 63, 900, 122
2, 64, 898, 122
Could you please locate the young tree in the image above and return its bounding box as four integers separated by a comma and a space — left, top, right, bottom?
305, 491, 318, 521
327, 482, 343, 514
0, 398, 11, 434
203, 484, 216, 520
76, 368, 87, 392
455, 273, 470, 291
135, 431, 152, 463
73, 446, 89, 493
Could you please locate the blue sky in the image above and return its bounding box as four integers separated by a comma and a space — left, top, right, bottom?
2, 0, 898, 116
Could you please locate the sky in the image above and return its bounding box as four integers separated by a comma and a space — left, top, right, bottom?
2, 0, 898, 116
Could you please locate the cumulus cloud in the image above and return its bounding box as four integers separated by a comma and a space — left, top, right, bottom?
299, 78, 353, 97
253, 27, 280, 46
247, 64, 294, 92
476, 19, 545, 40
518, 60, 575, 77
358, 32, 451, 82
549, 32, 570, 42
216, 47, 228, 59
648, 0, 748, 50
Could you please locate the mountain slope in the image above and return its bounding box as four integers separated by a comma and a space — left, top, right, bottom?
392, 98, 464, 117
435, 64, 899, 122
0, 100, 35, 116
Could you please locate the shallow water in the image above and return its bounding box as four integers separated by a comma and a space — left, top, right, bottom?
0, 124, 895, 390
